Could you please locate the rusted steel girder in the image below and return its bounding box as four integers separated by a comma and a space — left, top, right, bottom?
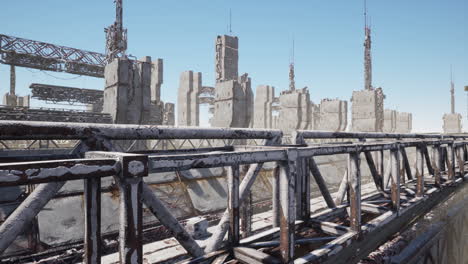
0, 121, 283, 143
0, 34, 105, 77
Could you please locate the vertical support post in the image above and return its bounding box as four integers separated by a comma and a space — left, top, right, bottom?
300, 158, 311, 221
456, 146, 465, 178
10, 65, 15, 96
447, 142, 455, 182
240, 191, 252, 238
107, 153, 148, 264
118, 177, 143, 264
416, 145, 425, 197
279, 150, 297, 263
228, 165, 240, 246
433, 144, 442, 187
390, 145, 400, 212
272, 163, 280, 228
240, 165, 252, 238
84, 177, 102, 264
347, 151, 361, 235
377, 150, 384, 190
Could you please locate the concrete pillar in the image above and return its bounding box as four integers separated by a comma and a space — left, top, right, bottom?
351, 87, 384, 132
177, 71, 201, 126
317, 99, 348, 131
151, 59, 163, 103
443, 113, 462, 133
395, 112, 412, 133
163, 103, 175, 126
212, 78, 253, 128
215, 35, 238, 82
383, 109, 397, 133
253, 85, 275, 128
278, 88, 311, 134
103, 57, 153, 124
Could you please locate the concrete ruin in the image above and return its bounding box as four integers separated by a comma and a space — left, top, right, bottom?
103, 56, 169, 125
211, 35, 253, 128
383, 109, 413, 133
2, 65, 30, 108
277, 88, 311, 133
177, 71, 201, 126
351, 88, 385, 132
443, 77, 462, 133
253, 85, 275, 129
316, 99, 347, 131
395, 112, 412, 133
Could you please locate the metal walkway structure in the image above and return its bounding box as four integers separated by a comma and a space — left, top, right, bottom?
0, 121, 467, 263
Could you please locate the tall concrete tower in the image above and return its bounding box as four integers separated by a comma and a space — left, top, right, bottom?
450, 67, 455, 114
289, 38, 296, 91
363, 1, 372, 91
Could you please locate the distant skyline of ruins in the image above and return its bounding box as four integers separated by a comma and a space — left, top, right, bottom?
1, 0, 467, 132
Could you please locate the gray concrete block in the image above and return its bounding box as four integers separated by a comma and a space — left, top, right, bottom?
185, 217, 209, 239
443, 113, 462, 133
351, 89, 384, 132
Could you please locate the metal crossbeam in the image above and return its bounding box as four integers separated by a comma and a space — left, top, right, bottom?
29, 83, 103, 105
0, 34, 105, 77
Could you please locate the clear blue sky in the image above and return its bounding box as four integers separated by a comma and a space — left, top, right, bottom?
1, 0, 467, 132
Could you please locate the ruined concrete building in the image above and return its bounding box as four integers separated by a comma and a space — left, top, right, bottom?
2, 65, 30, 107
211, 35, 253, 128
178, 71, 201, 126
443, 72, 462, 133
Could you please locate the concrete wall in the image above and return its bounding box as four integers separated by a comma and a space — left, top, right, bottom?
215, 35, 238, 82
351, 88, 385, 132
317, 99, 348, 131
211, 76, 253, 128
253, 85, 275, 129
395, 112, 412, 133
177, 71, 201, 127
383, 109, 397, 133
443, 113, 462, 133
278, 88, 311, 134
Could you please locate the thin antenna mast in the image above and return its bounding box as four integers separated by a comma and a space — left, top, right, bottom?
105, 0, 128, 62
363, 0, 372, 91
229, 9, 232, 34
450, 65, 455, 114
289, 35, 296, 91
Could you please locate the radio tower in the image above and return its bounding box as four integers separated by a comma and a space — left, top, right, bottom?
363, 0, 373, 91
450, 66, 455, 114
105, 0, 128, 62
289, 37, 296, 91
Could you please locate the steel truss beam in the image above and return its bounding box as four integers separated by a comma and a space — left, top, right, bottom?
0, 34, 105, 78
29, 83, 103, 105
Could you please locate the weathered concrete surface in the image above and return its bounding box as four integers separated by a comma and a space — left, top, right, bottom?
163, 103, 175, 126
383, 109, 397, 133
351, 88, 385, 132
395, 112, 412, 133
177, 71, 201, 126
103, 57, 149, 124
2, 94, 17, 107
317, 99, 348, 131
443, 113, 462, 133
103, 56, 167, 125
253, 85, 275, 129
151, 58, 163, 103
215, 35, 238, 82
278, 88, 311, 133
211, 76, 253, 128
